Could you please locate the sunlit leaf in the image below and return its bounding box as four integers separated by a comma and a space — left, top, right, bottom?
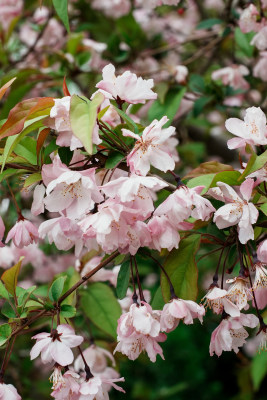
1, 257, 24, 297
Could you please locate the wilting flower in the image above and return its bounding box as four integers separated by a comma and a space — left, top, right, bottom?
160, 298, 205, 332
0, 383, 21, 400
225, 106, 267, 149
114, 302, 166, 362
51, 370, 81, 400
6, 219, 39, 248
252, 262, 267, 309
203, 286, 240, 317
30, 324, 83, 366
212, 179, 258, 244
123, 116, 177, 176
78, 376, 125, 400
96, 63, 157, 104
209, 313, 259, 356
226, 277, 252, 310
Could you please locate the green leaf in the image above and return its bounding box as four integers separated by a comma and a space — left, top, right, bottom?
105, 151, 125, 169
238, 152, 257, 181
13, 136, 37, 165
148, 87, 186, 126
1, 302, 17, 319
70, 93, 104, 155
260, 203, 267, 216
193, 96, 213, 117
116, 261, 130, 299
52, 0, 70, 32
0, 324, 12, 346
58, 147, 74, 165
161, 235, 201, 302
0, 282, 9, 300
81, 283, 121, 339
23, 172, 42, 188
210, 170, 242, 188
151, 287, 165, 309
235, 28, 254, 57
113, 106, 139, 135
60, 304, 76, 318
251, 351, 267, 391
186, 173, 216, 194
189, 75, 205, 94
245, 150, 267, 175
1, 257, 24, 297
48, 276, 67, 302
197, 18, 223, 30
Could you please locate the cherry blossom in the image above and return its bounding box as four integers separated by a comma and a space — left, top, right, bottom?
174, 65, 188, 83
43, 168, 103, 219
96, 63, 157, 104
160, 299, 205, 332
31, 184, 46, 216
74, 345, 115, 374
212, 180, 259, 244
226, 277, 252, 310
91, 0, 131, 19
209, 313, 259, 356
0, 383, 21, 400
123, 116, 178, 175
51, 370, 80, 400
147, 215, 180, 252
114, 302, 166, 362
251, 26, 267, 50
253, 52, 267, 82
225, 107, 267, 149
212, 65, 249, 90
239, 4, 261, 33
203, 286, 240, 317
78, 376, 125, 400
0, 216, 5, 247
30, 324, 84, 366
257, 240, 267, 263
0, 0, 23, 31
252, 263, 267, 309
6, 219, 39, 248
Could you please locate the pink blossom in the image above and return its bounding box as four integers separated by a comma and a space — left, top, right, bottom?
96, 63, 157, 104
41, 155, 67, 186
147, 215, 180, 251
31, 184, 46, 216
212, 65, 249, 90
160, 299, 205, 332
254, 52, 267, 81
0, 216, 5, 247
203, 286, 240, 317
30, 324, 83, 366
74, 345, 115, 374
239, 4, 261, 33
251, 26, 267, 50
257, 240, 267, 263
114, 302, 166, 362
6, 219, 39, 248
252, 263, 267, 309
0, 383, 21, 400
226, 277, 252, 310
174, 65, 188, 83
44, 168, 103, 219
123, 116, 177, 175
91, 0, 131, 19
247, 164, 267, 185
212, 180, 259, 244
0, 0, 23, 31
209, 313, 259, 356
78, 376, 125, 400
38, 216, 84, 257
51, 370, 80, 400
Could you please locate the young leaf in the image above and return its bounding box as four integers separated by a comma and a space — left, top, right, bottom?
1, 257, 24, 297
0, 281, 9, 300
48, 276, 67, 302
52, 0, 70, 32
161, 235, 201, 302
70, 93, 104, 155
63, 76, 71, 96
81, 283, 121, 339
60, 304, 76, 318
36, 127, 50, 161
0, 77, 16, 101
0, 324, 12, 346
116, 260, 130, 299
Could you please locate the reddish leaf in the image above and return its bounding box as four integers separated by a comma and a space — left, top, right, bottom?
63, 76, 71, 96
0, 97, 54, 139
183, 161, 234, 180
36, 127, 50, 161
0, 77, 16, 101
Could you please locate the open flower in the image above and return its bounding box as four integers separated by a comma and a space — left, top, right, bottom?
30, 324, 83, 366
257, 240, 267, 263
225, 106, 267, 149
74, 345, 115, 374
123, 116, 178, 176
6, 218, 39, 248
96, 63, 157, 104
209, 313, 259, 356
212, 179, 258, 244
78, 376, 125, 400
0, 383, 21, 400
160, 299, 205, 332
226, 277, 252, 310
114, 302, 166, 362
203, 286, 240, 317
252, 262, 267, 309
51, 370, 81, 400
